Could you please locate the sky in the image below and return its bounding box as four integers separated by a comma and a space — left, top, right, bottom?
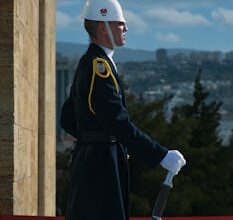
56, 0, 233, 52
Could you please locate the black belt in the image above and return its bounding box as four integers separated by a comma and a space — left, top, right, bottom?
79, 131, 117, 143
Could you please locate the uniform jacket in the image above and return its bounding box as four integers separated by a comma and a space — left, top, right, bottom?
63, 43, 168, 220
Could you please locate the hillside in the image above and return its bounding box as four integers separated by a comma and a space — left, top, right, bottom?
56, 42, 198, 62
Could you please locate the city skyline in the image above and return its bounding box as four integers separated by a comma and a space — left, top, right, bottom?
56, 0, 233, 52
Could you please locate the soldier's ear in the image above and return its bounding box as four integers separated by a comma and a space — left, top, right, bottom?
98, 22, 108, 36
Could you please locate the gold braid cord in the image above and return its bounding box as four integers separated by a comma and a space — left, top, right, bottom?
88, 58, 119, 115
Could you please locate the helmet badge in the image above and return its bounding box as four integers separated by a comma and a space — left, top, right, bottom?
100, 8, 108, 16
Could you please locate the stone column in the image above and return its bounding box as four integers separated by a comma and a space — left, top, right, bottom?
0, 0, 56, 215
14, 0, 40, 214
0, 0, 40, 215
38, 0, 56, 216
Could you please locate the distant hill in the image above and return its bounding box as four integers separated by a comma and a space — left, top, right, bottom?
56, 42, 156, 62
56, 42, 200, 63
56, 42, 87, 58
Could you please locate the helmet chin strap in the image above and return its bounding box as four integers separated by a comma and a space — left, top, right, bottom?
104, 21, 117, 49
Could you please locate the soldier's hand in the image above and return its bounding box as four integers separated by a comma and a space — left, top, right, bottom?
160, 150, 186, 175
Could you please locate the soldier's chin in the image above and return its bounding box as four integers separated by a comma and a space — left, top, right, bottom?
117, 40, 126, 47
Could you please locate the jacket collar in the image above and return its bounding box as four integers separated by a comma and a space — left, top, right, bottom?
87, 43, 117, 74
86, 43, 107, 57
98, 45, 114, 59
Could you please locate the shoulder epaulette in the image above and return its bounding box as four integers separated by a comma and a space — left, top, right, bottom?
93, 57, 111, 78
88, 57, 119, 115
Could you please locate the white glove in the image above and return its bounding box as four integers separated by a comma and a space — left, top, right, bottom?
160, 150, 186, 175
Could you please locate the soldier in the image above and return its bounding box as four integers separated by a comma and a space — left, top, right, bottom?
61, 0, 186, 219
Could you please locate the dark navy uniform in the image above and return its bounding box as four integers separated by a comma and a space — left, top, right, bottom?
61, 43, 168, 220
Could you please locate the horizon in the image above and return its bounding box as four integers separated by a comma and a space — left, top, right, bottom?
56, 41, 231, 53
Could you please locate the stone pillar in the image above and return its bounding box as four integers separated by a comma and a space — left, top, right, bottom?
38, 0, 56, 216
14, 0, 40, 214
0, 0, 40, 215
0, 0, 56, 215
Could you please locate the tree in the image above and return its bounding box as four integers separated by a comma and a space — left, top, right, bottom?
183, 69, 222, 149
168, 70, 232, 215
56, 149, 72, 215
127, 69, 230, 216
228, 130, 233, 148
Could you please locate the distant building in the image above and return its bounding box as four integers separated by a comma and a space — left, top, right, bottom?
225, 51, 233, 62
156, 48, 168, 64
171, 52, 189, 64
208, 51, 222, 63
189, 51, 222, 63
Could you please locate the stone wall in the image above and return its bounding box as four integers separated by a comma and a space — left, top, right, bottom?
0, 0, 55, 216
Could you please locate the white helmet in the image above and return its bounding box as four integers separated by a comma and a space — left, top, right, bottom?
82, 0, 126, 23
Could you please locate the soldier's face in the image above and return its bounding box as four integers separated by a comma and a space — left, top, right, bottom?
109, 21, 128, 47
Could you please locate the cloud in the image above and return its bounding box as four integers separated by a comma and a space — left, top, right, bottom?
146, 7, 211, 27
57, 0, 79, 7
56, 9, 147, 33
56, 11, 72, 29
212, 8, 233, 26
159, 0, 219, 10
125, 10, 148, 33
156, 32, 181, 43
56, 11, 82, 30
